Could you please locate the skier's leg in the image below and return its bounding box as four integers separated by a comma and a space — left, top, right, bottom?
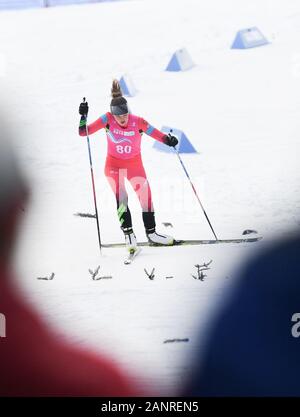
127, 158, 174, 245
105, 162, 137, 251
105, 163, 132, 228
126, 160, 154, 228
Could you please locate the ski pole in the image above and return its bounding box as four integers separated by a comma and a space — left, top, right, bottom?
171, 136, 218, 240
83, 97, 102, 254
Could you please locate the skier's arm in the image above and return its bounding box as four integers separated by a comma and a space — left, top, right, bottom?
79, 114, 109, 136
138, 117, 167, 143
138, 118, 179, 147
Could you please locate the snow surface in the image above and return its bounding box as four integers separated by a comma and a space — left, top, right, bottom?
0, 0, 300, 395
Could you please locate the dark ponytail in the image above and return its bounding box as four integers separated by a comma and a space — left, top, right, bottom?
111, 79, 123, 99
110, 79, 128, 115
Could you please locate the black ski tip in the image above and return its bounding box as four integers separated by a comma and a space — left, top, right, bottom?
74, 212, 96, 219
242, 229, 258, 235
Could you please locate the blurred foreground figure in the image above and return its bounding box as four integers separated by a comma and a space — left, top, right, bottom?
0, 122, 138, 396
184, 234, 300, 396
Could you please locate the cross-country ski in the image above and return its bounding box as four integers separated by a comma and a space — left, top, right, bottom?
104, 236, 262, 249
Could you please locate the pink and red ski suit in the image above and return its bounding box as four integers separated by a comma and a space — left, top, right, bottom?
79, 113, 167, 232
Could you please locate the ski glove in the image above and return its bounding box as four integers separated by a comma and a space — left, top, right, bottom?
164, 134, 178, 147
79, 101, 89, 117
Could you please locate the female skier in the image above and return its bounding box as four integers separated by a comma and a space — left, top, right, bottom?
78, 79, 178, 253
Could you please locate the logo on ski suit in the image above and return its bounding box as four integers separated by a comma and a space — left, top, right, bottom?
107, 130, 132, 145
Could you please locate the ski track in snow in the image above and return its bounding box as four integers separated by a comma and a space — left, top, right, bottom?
0, 0, 300, 394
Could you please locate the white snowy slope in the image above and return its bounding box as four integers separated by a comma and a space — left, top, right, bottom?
0, 0, 300, 394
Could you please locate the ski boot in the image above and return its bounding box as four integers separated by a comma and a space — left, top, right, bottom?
123, 227, 138, 254
146, 227, 174, 246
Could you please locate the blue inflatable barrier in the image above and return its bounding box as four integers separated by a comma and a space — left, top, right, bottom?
231, 27, 269, 49
0, 0, 120, 10
153, 126, 197, 154
119, 74, 137, 97
166, 48, 195, 72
